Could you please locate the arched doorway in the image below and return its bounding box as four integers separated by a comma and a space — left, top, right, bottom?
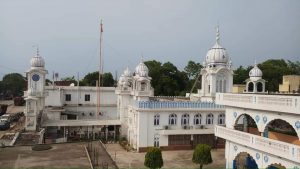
233, 152, 258, 169
256, 82, 263, 92
267, 163, 286, 169
264, 119, 300, 145
248, 82, 254, 92
234, 114, 260, 135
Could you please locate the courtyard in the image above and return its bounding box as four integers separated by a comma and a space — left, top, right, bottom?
105, 143, 226, 169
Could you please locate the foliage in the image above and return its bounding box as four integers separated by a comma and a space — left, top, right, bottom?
145, 60, 189, 96
233, 59, 300, 92
80, 72, 114, 87
1, 73, 25, 97
61, 76, 77, 85
233, 66, 253, 84
184, 60, 203, 79
144, 147, 163, 169
192, 144, 212, 169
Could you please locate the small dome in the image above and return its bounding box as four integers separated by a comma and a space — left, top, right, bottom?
135, 62, 149, 77
249, 64, 263, 81
30, 48, 45, 67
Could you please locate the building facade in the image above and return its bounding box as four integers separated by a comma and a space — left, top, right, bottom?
116, 28, 231, 151
279, 75, 300, 93
215, 66, 300, 168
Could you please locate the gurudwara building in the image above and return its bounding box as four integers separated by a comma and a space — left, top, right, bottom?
23, 28, 300, 168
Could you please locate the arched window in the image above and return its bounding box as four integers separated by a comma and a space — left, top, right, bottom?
248, 82, 254, 92
218, 114, 225, 125
154, 114, 160, 126
141, 82, 146, 91
154, 135, 159, 147
219, 80, 223, 92
223, 80, 226, 92
194, 114, 202, 125
206, 113, 214, 125
181, 114, 190, 126
216, 80, 219, 92
257, 82, 263, 92
169, 114, 177, 125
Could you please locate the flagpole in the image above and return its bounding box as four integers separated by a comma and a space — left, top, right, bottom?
98, 19, 103, 120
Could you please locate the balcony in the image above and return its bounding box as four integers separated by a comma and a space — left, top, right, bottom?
216, 93, 300, 114
215, 125, 300, 163
158, 125, 214, 135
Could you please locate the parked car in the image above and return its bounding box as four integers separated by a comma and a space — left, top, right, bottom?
0, 121, 10, 130
0, 113, 22, 123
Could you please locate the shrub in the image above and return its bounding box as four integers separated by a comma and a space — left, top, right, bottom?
192, 144, 212, 169
144, 147, 163, 169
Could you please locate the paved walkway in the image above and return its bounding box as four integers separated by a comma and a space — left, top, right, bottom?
105, 144, 225, 169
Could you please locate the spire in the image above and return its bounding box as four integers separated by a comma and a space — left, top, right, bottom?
141, 53, 144, 63
216, 26, 220, 44
36, 46, 40, 56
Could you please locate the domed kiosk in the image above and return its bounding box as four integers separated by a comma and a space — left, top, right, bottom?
245, 62, 266, 93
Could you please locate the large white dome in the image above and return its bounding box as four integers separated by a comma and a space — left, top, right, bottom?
135, 62, 149, 77
205, 43, 229, 64
205, 27, 229, 65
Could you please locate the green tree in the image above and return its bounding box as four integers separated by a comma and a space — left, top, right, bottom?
233, 66, 252, 84
145, 60, 189, 96
259, 59, 292, 92
81, 72, 114, 87
192, 144, 213, 169
144, 147, 163, 169
184, 60, 203, 79
2, 73, 26, 97
61, 76, 77, 85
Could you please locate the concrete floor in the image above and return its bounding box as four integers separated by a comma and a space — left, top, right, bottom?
105, 144, 226, 169
0, 142, 91, 169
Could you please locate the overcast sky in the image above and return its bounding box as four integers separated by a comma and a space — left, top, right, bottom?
0, 0, 299, 80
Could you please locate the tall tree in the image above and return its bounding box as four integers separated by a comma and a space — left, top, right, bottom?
192, 144, 213, 169
81, 72, 114, 87
2, 73, 26, 97
259, 59, 292, 92
184, 60, 203, 79
144, 147, 163, 169
145, 60, 189, 96
233, 66, 252, 84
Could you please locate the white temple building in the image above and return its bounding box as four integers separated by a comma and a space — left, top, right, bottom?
23, 26, 300, 168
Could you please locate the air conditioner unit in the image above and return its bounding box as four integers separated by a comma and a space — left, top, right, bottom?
183, 125, 189, 129
200, 125, 204, 129
163, 125, 169, 130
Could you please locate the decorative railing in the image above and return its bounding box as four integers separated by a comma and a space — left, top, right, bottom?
136, 101, 224, 109
215, 125, 300, 163
216, 93, 300, 114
